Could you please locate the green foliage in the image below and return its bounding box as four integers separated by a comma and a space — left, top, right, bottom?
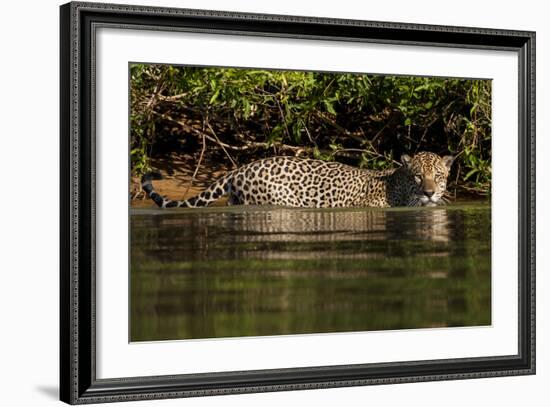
130, 64, 492, 196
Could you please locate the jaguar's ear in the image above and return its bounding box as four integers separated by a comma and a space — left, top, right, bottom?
442, 155, 454, 171
401, 154, 412, 168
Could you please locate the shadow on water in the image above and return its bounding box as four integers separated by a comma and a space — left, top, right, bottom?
130, 202, 491, 341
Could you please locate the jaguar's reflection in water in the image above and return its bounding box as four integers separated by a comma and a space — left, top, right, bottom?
130, 204, 491, 341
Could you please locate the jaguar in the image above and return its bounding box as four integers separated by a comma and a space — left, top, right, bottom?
141, 151, 453, 208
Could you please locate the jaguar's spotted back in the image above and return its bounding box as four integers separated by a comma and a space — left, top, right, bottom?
141, 152, 453, 208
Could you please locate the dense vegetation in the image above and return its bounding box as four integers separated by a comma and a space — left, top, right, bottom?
130, 64, 491, 196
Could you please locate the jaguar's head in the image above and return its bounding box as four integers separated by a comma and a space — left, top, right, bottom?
401, 152, 454, 207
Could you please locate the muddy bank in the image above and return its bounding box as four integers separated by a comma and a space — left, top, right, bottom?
131, 155, 232, 208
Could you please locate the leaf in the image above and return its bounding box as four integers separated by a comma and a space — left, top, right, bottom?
209, 89, 220, 105
464, 168, 479, 181
281, 74, 288, 88
323, 100, 336, 115
313, 147, 321, 159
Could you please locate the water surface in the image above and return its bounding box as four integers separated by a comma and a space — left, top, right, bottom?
130, 203, 491, 341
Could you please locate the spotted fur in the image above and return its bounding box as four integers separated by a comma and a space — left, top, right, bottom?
142, 152, 453, 208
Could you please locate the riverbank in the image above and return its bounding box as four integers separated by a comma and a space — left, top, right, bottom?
131, 154, 232, 207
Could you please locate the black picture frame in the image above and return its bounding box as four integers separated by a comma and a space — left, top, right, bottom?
60, 1, 536, 404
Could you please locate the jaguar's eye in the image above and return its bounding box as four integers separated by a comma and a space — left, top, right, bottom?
414, 175, 422, 184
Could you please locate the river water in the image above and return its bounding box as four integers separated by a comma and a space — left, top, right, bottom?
130, 203, 491, 341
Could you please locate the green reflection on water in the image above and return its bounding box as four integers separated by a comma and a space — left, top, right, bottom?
130, 203, 491, 341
